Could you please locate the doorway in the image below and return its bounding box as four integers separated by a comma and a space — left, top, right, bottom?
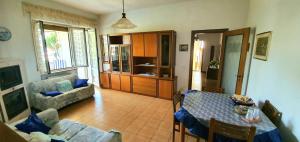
189, 29, 227, 91
189, 28, 251, 95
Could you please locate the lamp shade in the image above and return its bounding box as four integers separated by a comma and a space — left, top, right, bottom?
112, 16, 136, 29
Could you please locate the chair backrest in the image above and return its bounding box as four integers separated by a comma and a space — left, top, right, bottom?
172, 92, 183, 113
262, 100, 282, 127
208, 118, 256, 142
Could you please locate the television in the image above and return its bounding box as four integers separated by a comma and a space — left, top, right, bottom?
0, 65, 23, 90
3, 88, 28, 120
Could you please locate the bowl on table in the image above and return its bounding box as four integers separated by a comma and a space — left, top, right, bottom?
230, 95, 255, 106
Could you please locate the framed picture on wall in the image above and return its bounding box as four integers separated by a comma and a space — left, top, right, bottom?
254, 31, 272, 61
179, 44, 188, 52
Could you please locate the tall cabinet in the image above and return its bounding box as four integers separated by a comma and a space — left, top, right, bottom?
100, 31, 176, 100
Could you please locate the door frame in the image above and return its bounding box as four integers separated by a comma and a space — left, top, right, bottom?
218, 28, 250, 94
188, 29, 228, 90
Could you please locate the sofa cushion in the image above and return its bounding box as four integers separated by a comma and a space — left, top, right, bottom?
74, 79, 88, 88
69, 127, 105, 142
29, 132, 66, 142
30, 132, 51, 142
15, 112, 51, 134
29, 74, 77, 93
49, 119, 87, 141
56, 80, 73, 92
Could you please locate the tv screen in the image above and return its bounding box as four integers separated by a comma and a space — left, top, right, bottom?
0, 65, 23, 90
3, 88, 28, 120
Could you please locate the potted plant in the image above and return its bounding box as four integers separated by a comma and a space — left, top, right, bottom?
207, 60, 220, 80
209, 60, 219, 69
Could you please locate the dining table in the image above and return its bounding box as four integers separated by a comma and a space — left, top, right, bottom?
175, 90, 282, 142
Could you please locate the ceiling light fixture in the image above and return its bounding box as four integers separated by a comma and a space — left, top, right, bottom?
112, 0, 136, 29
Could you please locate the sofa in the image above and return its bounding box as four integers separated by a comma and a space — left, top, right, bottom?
29, 74, 94, 111
8, 109, 122, 142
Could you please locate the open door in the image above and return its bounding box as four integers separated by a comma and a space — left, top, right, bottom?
218, 28, 250, 95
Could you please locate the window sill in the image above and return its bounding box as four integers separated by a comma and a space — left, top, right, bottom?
50, 67, 77, 74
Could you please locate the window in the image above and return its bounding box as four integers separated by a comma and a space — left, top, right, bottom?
44, 28, 72, 71
41, 23, 89, 73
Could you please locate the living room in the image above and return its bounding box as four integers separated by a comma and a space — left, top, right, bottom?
0, 0, 299, 142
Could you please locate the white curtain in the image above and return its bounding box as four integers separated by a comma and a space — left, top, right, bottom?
31, 21, 48, 74
70, 28, 88, 67
23, 2, 96, 28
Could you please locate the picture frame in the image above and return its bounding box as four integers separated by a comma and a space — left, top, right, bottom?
253, 31, 272, 61
179, 44, 188, 52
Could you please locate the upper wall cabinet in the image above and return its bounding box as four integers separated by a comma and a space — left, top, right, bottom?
160, 33, 171, 67
132, 33, 145, 57
132, 33, 158, 57
144, 33, 158, 57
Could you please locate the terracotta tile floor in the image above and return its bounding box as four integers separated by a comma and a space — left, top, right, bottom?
59, 87, 204, 142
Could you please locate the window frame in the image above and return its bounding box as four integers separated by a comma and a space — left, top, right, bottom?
40, 22, 89, 74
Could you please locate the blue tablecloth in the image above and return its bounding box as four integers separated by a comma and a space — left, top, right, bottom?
174, 90, 282, 142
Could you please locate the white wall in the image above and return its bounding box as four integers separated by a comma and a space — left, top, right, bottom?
0, 0, 97, 84
247, 0, 300, 141
99, 0, 249, 89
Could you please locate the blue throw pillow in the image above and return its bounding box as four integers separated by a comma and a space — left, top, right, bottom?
40, 91, 63, 97
74, 79, 88, 88
15, 112, 51, 134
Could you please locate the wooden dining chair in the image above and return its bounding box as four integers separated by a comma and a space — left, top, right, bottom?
172, 92, 183, 142
172, 92, 203, 142
262, 100, 282, 127
208, 118, 256, 142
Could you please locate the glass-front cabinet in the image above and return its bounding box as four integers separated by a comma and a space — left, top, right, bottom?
121, 45, 131, 73
110, 45, 131, 73
160, 33, 171, 67
110, 45, 120, 72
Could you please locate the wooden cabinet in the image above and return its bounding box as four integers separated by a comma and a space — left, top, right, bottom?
144, 33, 158, 57
100, 72, 110, 88
111, 74, 121, 90
120, 75, 131, 92
101, 31, 176, 99
159, 80, 173, 99
133, 33, 158, 57
132, 33, 144, 57
132, 77, 157, 97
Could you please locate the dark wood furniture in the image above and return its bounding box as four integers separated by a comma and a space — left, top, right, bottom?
172, 92, 182, 142
262, 100, 282, 127
100, 31, 177, 100
202, 86, 224, 93
208, 118, 256, 142
0, 123, 27, 142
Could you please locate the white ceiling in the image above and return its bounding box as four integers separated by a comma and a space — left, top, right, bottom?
52, 0, 190, 15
